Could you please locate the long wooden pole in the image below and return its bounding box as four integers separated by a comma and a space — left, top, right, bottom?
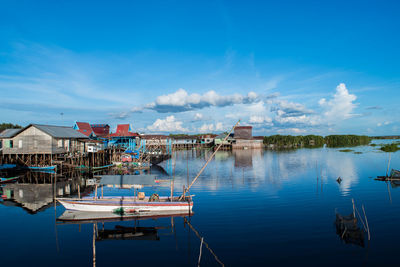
386, 152, 392, 177
182, 120, 240, 198
362, 205, 371, 241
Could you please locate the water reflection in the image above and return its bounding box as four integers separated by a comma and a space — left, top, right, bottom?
56, 211, 224, 267
1, 146, 400, 266
1, 171, 92, 213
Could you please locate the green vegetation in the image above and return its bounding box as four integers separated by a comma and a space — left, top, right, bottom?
339, 149, 353, 152
324, 135, 371, 147
371, 136, 400, 140
380, 143, 400, 152
263, 134, 371, 149
370, 143, 377, 147
263, 135, 325, 149
0, 123, 22, 133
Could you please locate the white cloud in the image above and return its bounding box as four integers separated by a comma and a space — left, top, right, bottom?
193, 113, 204, 121
271, 99, 314, 118
198, 122, 224, 133
319, 83, 357, 120
277, 128, 307, 134
267, 83, 357, 130
249, 115, 273, 125
377, 121, 391, 127
143, 89, 260, 113
147, 115, 188, 132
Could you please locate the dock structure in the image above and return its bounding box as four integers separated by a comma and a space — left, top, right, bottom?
0, 124, 119, 170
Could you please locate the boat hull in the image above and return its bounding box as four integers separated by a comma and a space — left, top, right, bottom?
57, 198, 193, 213
57, 209, 192, 223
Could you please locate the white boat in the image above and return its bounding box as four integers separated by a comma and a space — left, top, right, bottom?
57, 174, 193, 214
57, 121, 239, 216
57, 196, 193, 213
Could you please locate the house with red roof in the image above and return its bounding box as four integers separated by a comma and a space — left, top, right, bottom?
110, 124, 139, 138
109, 124, 139, 149
90, 124, 110, 138
73, 122, 94, 138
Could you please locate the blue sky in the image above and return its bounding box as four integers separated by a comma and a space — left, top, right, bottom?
0, 0, 399, 135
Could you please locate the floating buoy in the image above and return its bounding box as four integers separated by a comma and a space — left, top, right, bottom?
337, 177, 342, 184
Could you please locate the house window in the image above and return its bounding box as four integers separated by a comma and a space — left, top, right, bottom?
58, 139, 63, 148
10, 140, 13, 148
34, 140, 38, 148
18, 140, 23, 148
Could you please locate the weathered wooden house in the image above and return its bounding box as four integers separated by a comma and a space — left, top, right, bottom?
233, 126, 253, 139
0, 128, 23, 151
232, 126, 263, 149
0, 124, 88, 155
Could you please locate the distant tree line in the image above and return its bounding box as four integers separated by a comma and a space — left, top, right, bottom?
263, 135, 325, 149
0, 123, 22, 133
371, 136, 400, 140
263, 134, 371, 149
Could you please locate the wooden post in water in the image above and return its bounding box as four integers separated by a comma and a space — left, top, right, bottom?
352, 198, 355, 218
78, 184, 81, 199
198, 237, 204, 267
93, 224, 96, 267
94, 184, 98, 201
386, 153, 392, 177
362, 204, 371, 241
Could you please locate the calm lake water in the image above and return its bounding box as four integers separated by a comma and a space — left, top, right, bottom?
1, 142, 400, 266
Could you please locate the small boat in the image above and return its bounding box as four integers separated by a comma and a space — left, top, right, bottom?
57, 196, 193, 213
376, 169, 400, 180
57, 121, 239, 216
57, 174, 193, 213
0, 164, 16, 170
91, 164, 113, 170
0, 176, 19, 184
390, 169, 400, 178
26, 165, 57, 171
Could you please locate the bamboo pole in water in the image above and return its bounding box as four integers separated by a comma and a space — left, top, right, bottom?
181, 120, 240, 198
93, 224, 96, 267
386, 152, 392, 177
362, 205, 371, 241
184, 217, 225, 267
198, 237, 204, 267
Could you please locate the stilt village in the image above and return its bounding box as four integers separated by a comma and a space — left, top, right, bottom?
0, 122, 263, 171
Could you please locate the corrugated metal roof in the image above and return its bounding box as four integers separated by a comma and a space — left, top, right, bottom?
75, 122, 93, 137
110, 124, 138, 137
0, 128, 22, 138
32, 124, 89, 138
